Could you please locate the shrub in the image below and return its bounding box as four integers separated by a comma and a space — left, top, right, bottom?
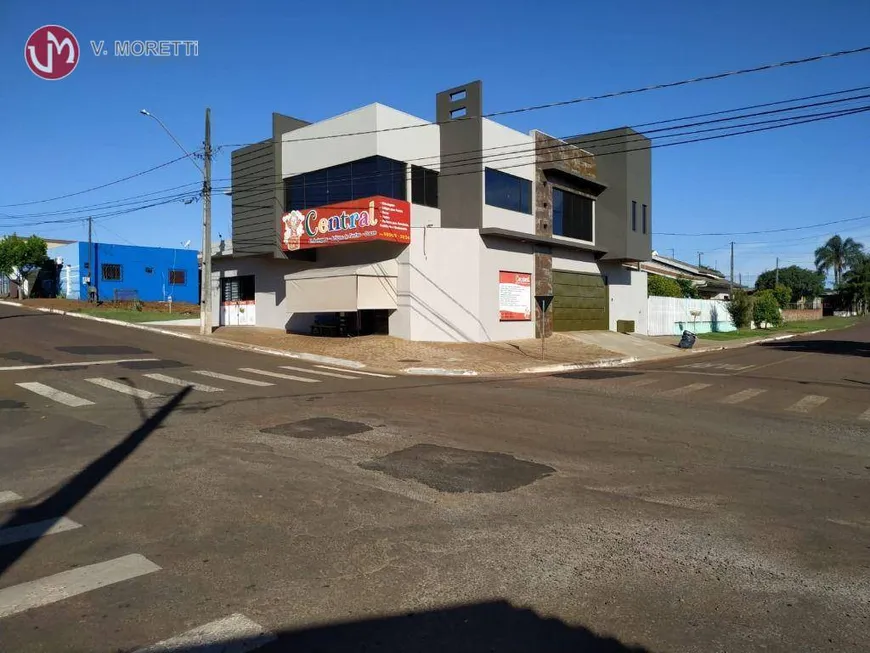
752, 290, 783, 328
676, 277, 700, 298
648, 274, 683, 298
727, 290, 753, 329
772, 284, 791, 309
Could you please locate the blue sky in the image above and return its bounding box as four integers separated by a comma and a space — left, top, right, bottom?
2, 0, 869, 285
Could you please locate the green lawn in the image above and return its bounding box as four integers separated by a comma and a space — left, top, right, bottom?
79, 309, 197, 323
698, 316, 862, 341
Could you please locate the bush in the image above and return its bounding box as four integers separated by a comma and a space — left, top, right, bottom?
772, 284, 791, 309
648, 274, 683, 298
727, 290, 753, 329
752, 290, 783, 328
676, 277, 700, 298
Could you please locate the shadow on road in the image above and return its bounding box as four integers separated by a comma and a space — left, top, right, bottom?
760, 339, 870, 357
141, 600, 652, 653
0, 386, 191, 578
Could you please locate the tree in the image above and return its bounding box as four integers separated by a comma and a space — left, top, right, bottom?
648, 274, 683, 298
0, 234, 48, 299
675, 277, 700, 299
839, 253, 870, 314
753, 289, 783, 329
772, 285, 791, 309
755, 266, 824, 303
726, 289, 753, 329
814, 235, 864, 287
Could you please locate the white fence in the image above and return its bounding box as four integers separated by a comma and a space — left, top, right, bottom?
647, 296, 736, 336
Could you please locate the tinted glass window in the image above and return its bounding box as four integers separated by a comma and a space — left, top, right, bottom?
553, 188, 593, 242
411, 165, 439, 208
284, 156, 406, 210
485, 168, 531, 214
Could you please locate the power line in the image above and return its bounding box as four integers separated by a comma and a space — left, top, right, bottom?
659, 213, 870, 237
222, 46, 870, 149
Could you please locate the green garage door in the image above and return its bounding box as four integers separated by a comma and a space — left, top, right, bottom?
553, 271, 608, 331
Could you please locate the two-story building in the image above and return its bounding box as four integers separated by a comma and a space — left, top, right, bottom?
212, 80, 652, 341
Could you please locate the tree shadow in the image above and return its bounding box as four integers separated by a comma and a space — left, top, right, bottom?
0, 387, 191, 579
760, 339, 870, 357
139, 600, 652, 653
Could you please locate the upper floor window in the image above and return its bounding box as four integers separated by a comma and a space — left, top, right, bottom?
485, 168, 532, 214
411, 165, 439, 208
553, 188, 594, 242
101, 263, 122, 282
631, 201, 637, 232
642, 204, 648, 234
284, 155, 406, 210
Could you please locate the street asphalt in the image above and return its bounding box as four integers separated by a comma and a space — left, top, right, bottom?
1, 303, 868, 652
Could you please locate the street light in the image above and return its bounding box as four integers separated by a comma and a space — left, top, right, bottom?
140, 108, 212, 336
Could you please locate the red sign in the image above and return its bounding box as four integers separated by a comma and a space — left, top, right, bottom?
499, 271, 532, 321
25, 25, 79, 80
281, 196, 411, 251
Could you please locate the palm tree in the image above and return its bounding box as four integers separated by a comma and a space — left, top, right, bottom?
814, 235, 864, 287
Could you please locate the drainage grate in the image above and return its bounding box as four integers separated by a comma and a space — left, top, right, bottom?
260, 417, 372, 439
360, 444, 555, 493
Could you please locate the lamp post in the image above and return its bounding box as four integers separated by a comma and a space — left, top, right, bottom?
140, 109, 212, 335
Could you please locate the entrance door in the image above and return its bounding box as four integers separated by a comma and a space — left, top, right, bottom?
220, 275, 256, 326
552, 271, 608, 331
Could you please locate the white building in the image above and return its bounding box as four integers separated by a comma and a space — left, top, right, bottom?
212, 81, 652, 341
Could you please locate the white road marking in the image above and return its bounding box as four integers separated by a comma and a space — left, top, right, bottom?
0, 491, 22, 505
238, 368, 320, 383
720, 388, 767, 405
859, 407, 870, 422
0, 554, 160, 618
86, 378, 161, 399
316, 365, 394, 378
627, 377, 657, 387
192, 370, 274, 387
0, 517, 82, 546
279, 365, 358, 379
143, 373, 224, 392
0, 358, 159, 372
787, 394, 829, 413
133, 613, 276, 653
657, 382, 712, 398
16, 382, 94, 407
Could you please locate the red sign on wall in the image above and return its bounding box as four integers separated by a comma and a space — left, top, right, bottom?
499, 271, 532, 321
280, 196, 411, 251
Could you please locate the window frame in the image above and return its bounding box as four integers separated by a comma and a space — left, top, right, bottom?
552, 187, 595, 244
631, 201, 637, 232
168, 269, 187, 286
411, 165, 439, 208
101, 263, 122, 282
484, 167, 532, 215
284, 155, 407, 211
642, 203, 648, 234
220, 275, 255, 303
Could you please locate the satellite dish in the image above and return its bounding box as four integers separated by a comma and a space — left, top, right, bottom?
182, 240, 191, 249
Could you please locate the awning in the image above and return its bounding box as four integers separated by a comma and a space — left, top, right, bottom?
284, 261, 398, 312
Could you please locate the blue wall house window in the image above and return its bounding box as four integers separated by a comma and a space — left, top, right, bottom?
101, 263, 122, 282
169, 269, 186, 285
553, 188, 594, 242
485, 168, 532, 214
284, 155, 407, 210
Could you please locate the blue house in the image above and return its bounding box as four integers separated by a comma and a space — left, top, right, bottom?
51, 241, 200, 304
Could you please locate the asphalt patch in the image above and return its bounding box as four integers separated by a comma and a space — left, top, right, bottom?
360, 444, 555, 493
555, 369, 641, 380
55, 345, 151, 355
0, 351, 51, 365
260, 417, 372, 439
117, 359, 187, 370
0, 400, 26, 410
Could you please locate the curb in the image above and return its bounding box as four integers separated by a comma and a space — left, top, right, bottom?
0, 300, 369, 371
402, 367, 479, 376
692, 329, 828, 354
520, 356, 638, 374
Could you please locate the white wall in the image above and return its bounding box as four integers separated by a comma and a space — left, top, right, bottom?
211, 255, 296, 329
604, 265, 649, 335
375, 104, 440, 172
282, 105, 379, 176
647, 296, 736, 336
478, 240, 536, 341
481, 119, 536, 233
551, 250, 600, 274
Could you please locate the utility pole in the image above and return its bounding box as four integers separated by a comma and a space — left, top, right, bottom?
775, 257, 779, 286
87, 216, 93, 302
730, 241, 735, 296
697, 251, 702, 269
200, 108, 213, 336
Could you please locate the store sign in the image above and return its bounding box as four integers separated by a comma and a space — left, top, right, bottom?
499, 271, 532, 321
281, 196, 411, 251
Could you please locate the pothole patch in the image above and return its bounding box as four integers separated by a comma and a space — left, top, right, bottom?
0, 351, 51, 365
55, 345, 151, 355
118, 359, 187, 370
0, 400, 26, 410
260, 417, 372, 439
360, 444, 555, 493
555, 369, 641, 380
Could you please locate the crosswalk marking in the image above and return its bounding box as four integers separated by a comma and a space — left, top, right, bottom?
16, 382, 94, 407
316, 364, 394, 378
656, 382, 712, 398
238, 368, 320, 383
86, 378, 161, 399
0, 517, 82, 546
192, 370, 274, 387
279, 365, 358, 379
787, 394, 829, 413
0, 491, 22, 505
133, 613, 276, 653
0, 554, 160, 618
720, 388, 766, 405
143, 373, 224, 392
859, 407, 870, 422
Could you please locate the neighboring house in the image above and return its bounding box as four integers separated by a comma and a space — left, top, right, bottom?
50, 241, 200, 303
212, 80, 653, 341
642, 252, 737, 300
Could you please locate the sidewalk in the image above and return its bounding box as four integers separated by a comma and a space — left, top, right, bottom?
161, 325, 622, 375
